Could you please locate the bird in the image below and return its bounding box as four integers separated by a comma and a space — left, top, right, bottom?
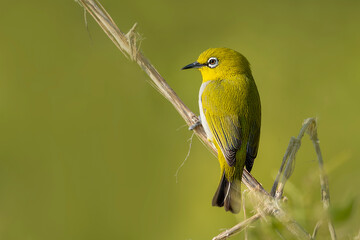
182, 48, 261, 213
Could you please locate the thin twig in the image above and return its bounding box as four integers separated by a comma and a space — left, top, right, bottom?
212, 213, 262, 240
312, 220, 322, 239
305, 118, 337, 240
242, 191, 248, 240
272, 118, 316, 199
75, 1, 312, 239
271, 137, 296, 197
175, 132, 195, 183
271, 118, 337, 239
260, 195, 311, 239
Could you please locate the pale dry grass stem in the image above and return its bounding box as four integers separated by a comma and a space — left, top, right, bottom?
75, 1, 336, 239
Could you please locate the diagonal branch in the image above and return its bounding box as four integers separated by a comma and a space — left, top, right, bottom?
212, 213, 262, 240
75, 0, 312, 239
75, 0, 266, 195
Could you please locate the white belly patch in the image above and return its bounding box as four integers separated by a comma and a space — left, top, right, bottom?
198, 81, 213, 141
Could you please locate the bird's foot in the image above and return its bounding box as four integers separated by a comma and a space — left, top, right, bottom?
189, 119, 202, 131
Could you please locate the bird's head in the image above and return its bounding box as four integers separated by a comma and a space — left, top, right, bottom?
182, 48, 251, 82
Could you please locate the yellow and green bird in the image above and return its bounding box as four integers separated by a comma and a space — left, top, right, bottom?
182, 48, 261, 213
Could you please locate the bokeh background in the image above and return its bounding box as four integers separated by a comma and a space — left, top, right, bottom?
0, 0, 359, 239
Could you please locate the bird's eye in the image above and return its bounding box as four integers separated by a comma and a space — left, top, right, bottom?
207, 57, 219, 68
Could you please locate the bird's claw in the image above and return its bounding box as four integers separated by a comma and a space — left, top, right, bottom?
189, 119, 202, 131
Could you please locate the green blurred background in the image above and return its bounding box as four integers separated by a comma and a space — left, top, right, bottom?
0, 0, 359, 239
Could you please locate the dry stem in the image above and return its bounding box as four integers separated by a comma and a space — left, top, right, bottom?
75, 0, 266, 195
242, 192, 248, 240
270, 118, 337, 239
306, 119, 337, 240
74, 1, 331, 239
271, 118, 317, 199
312, 221, 322, 239
212, 213, 262, 240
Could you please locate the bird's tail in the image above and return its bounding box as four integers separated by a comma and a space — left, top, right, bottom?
212, 172, 241, 213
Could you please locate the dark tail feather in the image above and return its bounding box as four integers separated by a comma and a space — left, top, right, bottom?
212, 172, 241, 213
212, 172, 227, 207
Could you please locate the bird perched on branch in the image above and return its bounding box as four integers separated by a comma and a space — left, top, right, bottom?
182, 48, 261, 213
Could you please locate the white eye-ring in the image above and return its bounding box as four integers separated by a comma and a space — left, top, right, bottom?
207, 57, 219, 68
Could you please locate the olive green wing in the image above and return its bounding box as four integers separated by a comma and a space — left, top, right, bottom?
201, 83, 243, 167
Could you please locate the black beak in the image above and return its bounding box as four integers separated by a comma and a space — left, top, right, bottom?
181, 61, 206, 70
